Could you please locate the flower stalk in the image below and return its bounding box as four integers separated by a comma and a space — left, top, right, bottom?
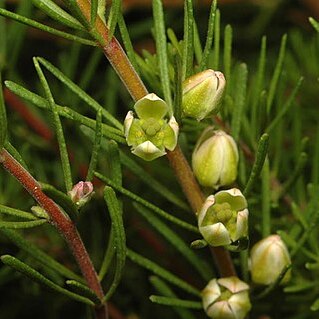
0, 148, 107, 319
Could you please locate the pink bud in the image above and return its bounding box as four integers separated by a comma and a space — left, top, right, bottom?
68, 181, 94, 207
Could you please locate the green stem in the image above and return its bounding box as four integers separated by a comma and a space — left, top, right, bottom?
75, 0, 236, 278
0, 148, 107, 319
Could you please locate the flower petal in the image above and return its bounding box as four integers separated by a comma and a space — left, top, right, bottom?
214, 188, 247, 211
202, 279, 221, 311
199, 222, 231, 247
132, 141, 166, 161
134, 93, 168, 120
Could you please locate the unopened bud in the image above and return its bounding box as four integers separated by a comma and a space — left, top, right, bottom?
250, 234, 291, 285
192, 128, 238, 189
124, 93, 179, 161
68, 181, 94, 208
182, 69, 225, 121
198, 188, 249, 250
202, 276, 251, 319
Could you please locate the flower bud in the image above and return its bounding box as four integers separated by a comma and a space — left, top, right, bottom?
192, 128, 238, 189
68, 181, 94, 207
124, 93, 179, 161
198, 188, 248, 249
182, 69, 225, 121
250, 234, 291, 285
202, 276, 251, 319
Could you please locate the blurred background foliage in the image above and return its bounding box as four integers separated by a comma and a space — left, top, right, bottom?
0, 0, 319, 318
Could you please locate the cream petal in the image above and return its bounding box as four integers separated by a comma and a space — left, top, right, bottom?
228, 292, 251, 319
124, 111, 134, 137
218, 277, 249, 294
132, 141, 166, 161
234, 209, 249, 241
202, 279, 221, 311
199, 223, 231, 247
134, 93, 168, 120
198, 195, 215, 225
214, 188, 247, 211
206, 300, 234, 319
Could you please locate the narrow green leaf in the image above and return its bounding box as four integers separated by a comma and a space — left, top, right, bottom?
1, 255, 94, 305
152, 0, 173, 111
66, 280, 101, 305
107, 0, 121, 42
40, 182, 78, 221
0, 73, 7, 148
150, 276, 196, 319
120, 152, 189, 211
105, 141, 122, 186
243, 133, 269, 196
95, 172, 198, 233
0, 220, 47, 229
102, 187, 126, 302
90, 0, 98, 25
173, 53, 183, 124
192, 22, 202, 66
0, 205, 37, 220
251, 36, 267, 138
0, 8, 95, 46
168, 29, 182, 57
127, 249, 201, 297
0, 2, 6, 70
261, 157, 271, 237
86, 109, 102, 182
98, 228, 115, 281
150, 295, 202, 309
182, 0, 194, 79
223, 24, 232, 82
118, 13, 139, 72
265, 77, 303, 133
33, 57, 73, 192
266, 34, 287, 114
231, 63, 247, 141
31, 0, 84, 30
134, 203, 213, 281
284, 282, 316, 293
212, 9, 220, 69
36, 57, 123, 129
5, 81, 125, 143
200, 0, 217, 71
0, 229, 83, 282
309, 17, 319, 32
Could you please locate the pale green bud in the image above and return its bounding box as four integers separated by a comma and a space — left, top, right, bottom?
202, 276, 251, 319
192, 128, 238, 189
124, 93, 179, 161
198, 188, 249, 250
250, 234, 291, 285
182, 69, 226, 121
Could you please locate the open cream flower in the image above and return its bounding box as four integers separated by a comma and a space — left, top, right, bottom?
202, 276, 251, 319
124, 93, 179, 161
198, 188, 248, 250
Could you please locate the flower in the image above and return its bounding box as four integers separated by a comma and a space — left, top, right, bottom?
198, 188, 249, 250
202, 276, 251, 319
124, 93, 179, 161
68, 181, 94, 207
182, 69, 226, 121
192, 128, 238, 189
250, 234, 291, 285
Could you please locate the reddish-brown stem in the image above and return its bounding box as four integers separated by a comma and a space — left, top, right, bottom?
76, 0, 148, 101
0, 148, 107, 319
75, 0, 236, 278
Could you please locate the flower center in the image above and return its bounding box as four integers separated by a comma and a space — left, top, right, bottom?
211, 202, 234, 223
141, 118, 162, 136
218, 287, 232, 301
